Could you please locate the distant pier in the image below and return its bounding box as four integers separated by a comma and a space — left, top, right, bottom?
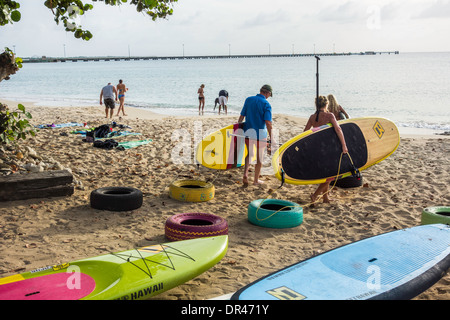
22, 51, 399, 63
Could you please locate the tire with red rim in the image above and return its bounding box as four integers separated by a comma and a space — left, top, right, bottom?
165, 212, 228, 241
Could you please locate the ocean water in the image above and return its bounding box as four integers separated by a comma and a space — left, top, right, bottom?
1, 52, 449, 133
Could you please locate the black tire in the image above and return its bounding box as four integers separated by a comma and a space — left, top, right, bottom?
90, 187, 143, 211
333, 174, 363, 188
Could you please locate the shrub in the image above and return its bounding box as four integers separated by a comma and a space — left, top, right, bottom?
0, 102, 36, 144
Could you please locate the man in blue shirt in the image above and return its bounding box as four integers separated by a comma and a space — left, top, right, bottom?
238, 84, 273, 185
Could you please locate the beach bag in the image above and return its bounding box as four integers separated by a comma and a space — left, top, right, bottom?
85, 130, 95, 142
94, 125, 110, 138
93, 139, 119, 150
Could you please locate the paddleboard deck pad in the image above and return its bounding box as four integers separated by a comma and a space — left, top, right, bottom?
196, 122, 248, 170
0, 235, 228, 300
231, 224, 450, 300
272, 117, 400, 185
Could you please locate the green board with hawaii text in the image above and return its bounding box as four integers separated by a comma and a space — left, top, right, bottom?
0, 236, 228, 300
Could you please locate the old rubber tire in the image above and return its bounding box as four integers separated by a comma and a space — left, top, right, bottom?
165, 212, 228, 241
90, 187, 143, 211
421, 206, 450, 225
248, 199, 303, 229
169, 179, 215, 202
334, 174, 363, 188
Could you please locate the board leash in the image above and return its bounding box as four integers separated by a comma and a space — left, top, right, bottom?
255, 152, 354, 221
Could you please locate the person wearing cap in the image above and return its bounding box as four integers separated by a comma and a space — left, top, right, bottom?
238, 84, 273, 185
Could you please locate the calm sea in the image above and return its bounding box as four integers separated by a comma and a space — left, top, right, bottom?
1, 52, 449, 133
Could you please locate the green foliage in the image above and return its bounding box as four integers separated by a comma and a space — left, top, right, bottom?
0, 1, 21, 26
0, 0, 178, 40
4, 47, 22, 69
0, 103, 37, 145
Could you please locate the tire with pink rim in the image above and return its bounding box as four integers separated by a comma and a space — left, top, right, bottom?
165, 212, 228, 241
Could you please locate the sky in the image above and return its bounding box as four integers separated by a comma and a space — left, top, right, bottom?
1, 0, 450, 58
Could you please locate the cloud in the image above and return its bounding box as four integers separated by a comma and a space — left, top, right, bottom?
413, 0, 450, 19
315, 1, 367, 24
241, 10, 291, 29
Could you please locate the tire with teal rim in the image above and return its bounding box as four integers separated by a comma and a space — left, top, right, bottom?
248, 199, 303, 229
421, 206, 450, 225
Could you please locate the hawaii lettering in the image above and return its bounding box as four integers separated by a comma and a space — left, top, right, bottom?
117, 282, 164, 300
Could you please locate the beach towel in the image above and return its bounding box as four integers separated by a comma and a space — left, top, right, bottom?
92, 139, 152, 151
36, 122, 84, 129
73, 130, 141, 139
117, 139, 153, 150
105, 131, 142, 139
70, 128, 95, 135
112, 122, 132, 130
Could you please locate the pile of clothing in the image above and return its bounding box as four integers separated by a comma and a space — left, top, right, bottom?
93, 139, 123, 150
86, 124, 152, 151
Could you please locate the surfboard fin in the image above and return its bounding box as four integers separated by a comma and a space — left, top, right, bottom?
350, 165, 361, 180
344, 153, 361, 180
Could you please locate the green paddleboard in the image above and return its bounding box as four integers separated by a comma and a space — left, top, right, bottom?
0, 236, 228, 300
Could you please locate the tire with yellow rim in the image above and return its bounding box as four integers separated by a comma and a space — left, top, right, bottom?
169, 179, 215, 202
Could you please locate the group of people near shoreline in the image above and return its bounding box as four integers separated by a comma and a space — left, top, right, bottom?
100, 80, 350, 204
228, 83, 349, 205
100, 80, 128, 119
197, 84, 229, 116
197, 84, 348, 121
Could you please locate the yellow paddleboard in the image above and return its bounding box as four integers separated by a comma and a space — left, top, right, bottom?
272, 117, 400, 185
196, 122, 249, 170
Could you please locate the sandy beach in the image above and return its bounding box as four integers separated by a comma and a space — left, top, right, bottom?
0, 99, 449, 300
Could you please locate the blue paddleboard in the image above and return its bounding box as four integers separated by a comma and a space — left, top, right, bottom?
231, 224, 450, 300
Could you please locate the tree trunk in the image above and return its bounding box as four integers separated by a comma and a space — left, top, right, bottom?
0, 50, 19, 83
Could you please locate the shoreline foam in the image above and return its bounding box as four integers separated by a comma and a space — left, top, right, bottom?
2, 98, 449, 136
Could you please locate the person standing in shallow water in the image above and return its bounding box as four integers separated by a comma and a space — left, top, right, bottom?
116, 79, 128, 116
198, 84, 205, 115
218, 89, 228, 115
327, 94, 349, 120
304, 95, 348, 204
